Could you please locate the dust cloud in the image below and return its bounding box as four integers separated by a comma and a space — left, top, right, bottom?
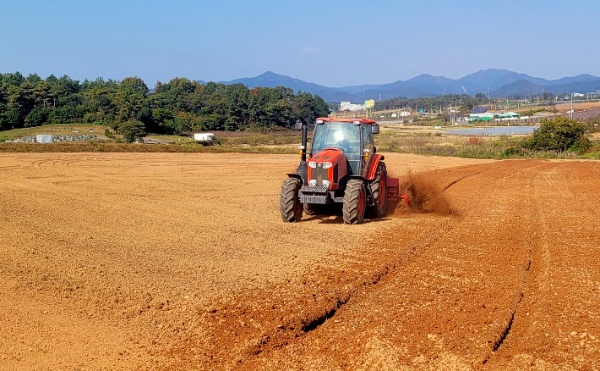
389, 171, 454, 215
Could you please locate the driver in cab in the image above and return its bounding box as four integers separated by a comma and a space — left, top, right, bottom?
334, 130, 350, 152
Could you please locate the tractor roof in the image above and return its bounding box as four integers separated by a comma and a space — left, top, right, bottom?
316, 117, 377, 125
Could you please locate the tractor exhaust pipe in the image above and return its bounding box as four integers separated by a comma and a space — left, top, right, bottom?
295, 119, 309, 185
297, 118, 308, 162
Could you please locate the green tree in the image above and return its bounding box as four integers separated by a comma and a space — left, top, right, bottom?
25, 106, 49, 127
80, 77, 119, 125
247, 87, 269, 127
292, 92, 329, 125
5, 82, 36, 128
524, 116, 591, 152
0, 72, 25, 87
114, 77, 149, 123
46, 74, 80, 107
119, 120, 147, 143
223, 83, 249, 130
0, 72, 334, 135
585, 116, 600, 133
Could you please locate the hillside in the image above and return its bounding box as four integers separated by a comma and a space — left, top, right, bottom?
214, 69, 600, 102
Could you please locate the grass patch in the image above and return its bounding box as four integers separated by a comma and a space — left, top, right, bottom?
215, 131, 301, 146
376, 131, 520, 159
0, 126, 302, 154
2, 124, 599, 159
0, 142, 299, 154
376, 124, 600, 159
0, 124, 107, 140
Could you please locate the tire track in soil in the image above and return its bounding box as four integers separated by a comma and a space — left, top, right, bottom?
481, 163, 557, 368
164, 217, 459, 370
157, 166, 486, 370
0, 165, 23, 170
442, 171, 483, 191
236, 160, 552, 370
27, 156, 76, 169
6, 155, 598, 369
161, 162, 551, 370
484, 162, 600, 369
481, 162, 559, 366
374, 161, 547, 368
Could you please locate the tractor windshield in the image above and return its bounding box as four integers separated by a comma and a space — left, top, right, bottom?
311, 122, 360, 155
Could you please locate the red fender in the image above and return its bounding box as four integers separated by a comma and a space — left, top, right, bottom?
365, 154, 385, 181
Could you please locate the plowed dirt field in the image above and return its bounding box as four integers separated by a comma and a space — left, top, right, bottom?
1, 153, 599, 370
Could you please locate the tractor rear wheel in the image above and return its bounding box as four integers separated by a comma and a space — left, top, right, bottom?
280, 178, 303, 222
368, 162, 388, 218
343, 179, 366, 224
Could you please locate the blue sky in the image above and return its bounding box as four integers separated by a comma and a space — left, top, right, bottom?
2, 0, 598, 87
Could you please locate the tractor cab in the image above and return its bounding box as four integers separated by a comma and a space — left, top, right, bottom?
309, 118, 379, 178
310, 119, 374, 176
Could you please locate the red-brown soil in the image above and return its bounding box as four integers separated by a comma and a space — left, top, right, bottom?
1, 153, 599, 370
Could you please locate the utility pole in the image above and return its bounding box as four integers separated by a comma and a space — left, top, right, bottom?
570, 93, 573, 119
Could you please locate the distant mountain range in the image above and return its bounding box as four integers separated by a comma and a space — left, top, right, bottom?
205, 69, 600, 103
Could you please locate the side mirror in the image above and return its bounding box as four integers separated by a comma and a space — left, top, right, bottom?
295, 120, 303, 130
372, 124, 380, 134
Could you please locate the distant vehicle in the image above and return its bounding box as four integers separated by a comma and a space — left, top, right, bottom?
193, 133, 216, 145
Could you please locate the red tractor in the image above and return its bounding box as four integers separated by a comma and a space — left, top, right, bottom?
280, 117, 400, 224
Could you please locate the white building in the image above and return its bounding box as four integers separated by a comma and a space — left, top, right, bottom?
340, 101, 365, 111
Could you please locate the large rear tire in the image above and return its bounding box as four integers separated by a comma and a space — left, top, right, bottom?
343, 179, 366, 224
368, 162, 388, 218
280, 178, 303, 222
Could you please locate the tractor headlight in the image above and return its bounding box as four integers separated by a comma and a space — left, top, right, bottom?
308, 161, 316, 168
322, 162, 333, 169
322, 180, 331, 188
309, 179, 317, 187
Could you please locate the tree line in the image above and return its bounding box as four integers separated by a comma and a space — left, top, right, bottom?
375, 93, 490, 113
0, 72, 330, 135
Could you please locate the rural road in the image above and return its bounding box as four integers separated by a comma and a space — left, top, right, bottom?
0, 153, 599, 370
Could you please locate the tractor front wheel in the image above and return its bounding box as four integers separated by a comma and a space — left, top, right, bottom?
280, 178, 303, 222
343, 179, 366, 224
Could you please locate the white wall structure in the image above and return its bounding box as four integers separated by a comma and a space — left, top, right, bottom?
36, 135, 53, 143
